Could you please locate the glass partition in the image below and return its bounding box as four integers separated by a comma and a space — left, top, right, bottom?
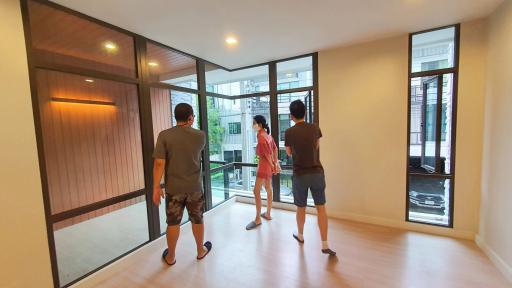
28, 1, 137, 78
146, 42, 197, 89
150, 88, 200, 234
53, 197, 148, 286
36, 69, 144, 215
24, 2, 320, 286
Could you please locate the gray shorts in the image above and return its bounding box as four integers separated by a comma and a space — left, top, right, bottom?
292, 173, 326, 207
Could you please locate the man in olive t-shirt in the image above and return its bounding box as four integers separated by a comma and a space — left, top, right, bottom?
153, 103, 212, 266
285, 100, 336, 256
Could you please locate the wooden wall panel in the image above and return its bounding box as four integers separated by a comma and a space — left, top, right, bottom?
150, 87, 173, 144
37, 69, 145, 229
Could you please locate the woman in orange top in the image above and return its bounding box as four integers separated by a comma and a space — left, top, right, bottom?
246, 115, 281, 230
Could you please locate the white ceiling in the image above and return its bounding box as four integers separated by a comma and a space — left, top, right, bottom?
51, 0, 503, 69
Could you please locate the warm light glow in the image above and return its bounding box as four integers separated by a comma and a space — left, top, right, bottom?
52, 97, 116, 106
225, 36, 238, 46
85, 79, 94, 83
103, 41, 118, 51
148, 61, 159, 67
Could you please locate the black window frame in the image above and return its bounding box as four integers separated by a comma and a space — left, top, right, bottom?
406, 24, 460, 228
20, 1, 320, 287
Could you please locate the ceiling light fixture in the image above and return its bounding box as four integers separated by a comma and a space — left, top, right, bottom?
286, 73, 294, 78
103, 41, 118, 51
85, 79, 94, 83
225, 36, 238, 46
148, 61, 159, 67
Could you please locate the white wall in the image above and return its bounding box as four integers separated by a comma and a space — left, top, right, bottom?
478, 0, 512, 282
0, 0, 54, 287
318, 20, 488, 239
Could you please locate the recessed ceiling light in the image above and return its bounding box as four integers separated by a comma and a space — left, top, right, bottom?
225, 36, 238, 46
85, 79, 94, 83
286, 73, 294, 78
148, 61, 159, 67
103, 41, 118, 51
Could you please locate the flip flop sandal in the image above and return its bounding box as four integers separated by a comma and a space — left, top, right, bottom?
197, 241, 212, 260
260, 212, 272, 220
162, 248, 177, 266
293, 234, 305, 244
246, 221, 262, 230
321, 248, 337, 256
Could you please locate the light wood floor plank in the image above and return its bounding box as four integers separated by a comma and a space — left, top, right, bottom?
73, 202, 511, 288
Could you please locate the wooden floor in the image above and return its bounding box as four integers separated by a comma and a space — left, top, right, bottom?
74, 201, 511, 288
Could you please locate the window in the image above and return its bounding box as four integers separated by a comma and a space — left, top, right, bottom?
411, 27, 456, 73
277, 90, 315, 205
228, 122, 242, 134
277, 56, 313, 90
207, 96, 271, 203
407, 25, 459, 227
205, 64, 269, 96
421, 59, 449, 71
279, 114, 291, 140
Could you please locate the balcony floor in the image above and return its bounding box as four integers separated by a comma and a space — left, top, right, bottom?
70, 201, 510, 288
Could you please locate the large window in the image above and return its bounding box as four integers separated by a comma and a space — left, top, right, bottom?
207, 95, 271, 204
407, 25, 459, 227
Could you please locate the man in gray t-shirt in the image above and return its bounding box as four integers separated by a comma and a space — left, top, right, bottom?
153, 103, 212, 266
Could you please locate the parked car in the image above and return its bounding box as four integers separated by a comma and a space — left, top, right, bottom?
408, 156, 447, 212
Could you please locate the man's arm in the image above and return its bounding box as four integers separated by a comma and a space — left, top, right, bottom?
285, 146, 292, 157
284, 129, 292, 157
153, 159, 166, 206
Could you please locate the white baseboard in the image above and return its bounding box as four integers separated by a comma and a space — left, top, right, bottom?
236, 196, 475, 240
328, 210, 475, 240
236, 196, 319, 214
476, 235, 512, 284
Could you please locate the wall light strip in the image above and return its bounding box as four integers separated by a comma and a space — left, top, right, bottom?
51, 97, 116, 106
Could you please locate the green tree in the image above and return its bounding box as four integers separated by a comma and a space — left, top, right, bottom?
207, 97, 224, 155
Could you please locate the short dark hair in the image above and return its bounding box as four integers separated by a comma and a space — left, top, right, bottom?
289, 100, 306, 119
174, 103, 194, 122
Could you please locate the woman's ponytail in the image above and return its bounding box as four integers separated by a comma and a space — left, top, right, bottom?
253, 115, 270, 134
264, 123, 270, 134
